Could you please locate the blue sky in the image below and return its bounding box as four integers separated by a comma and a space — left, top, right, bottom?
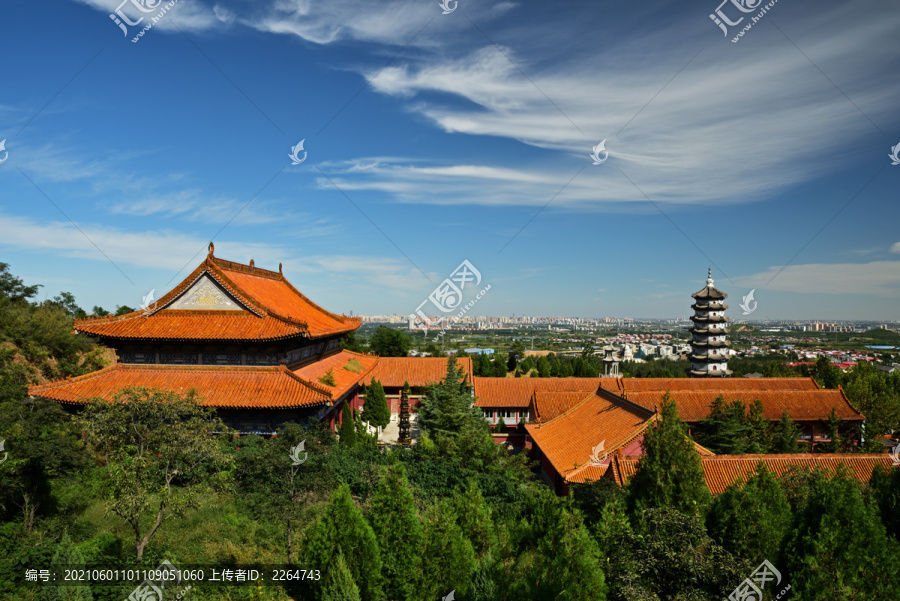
1, 0, 899, 320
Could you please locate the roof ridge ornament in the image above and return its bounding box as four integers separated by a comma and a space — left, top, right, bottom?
706, 267, 714, 286
208, 242, 214, 256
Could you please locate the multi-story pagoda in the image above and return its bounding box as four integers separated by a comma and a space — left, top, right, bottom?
29, 244, 378, 434
689, 269, 732, 377
397, 385, 412, 446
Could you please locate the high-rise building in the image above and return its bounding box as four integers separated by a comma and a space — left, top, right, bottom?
689, 269, 732, 377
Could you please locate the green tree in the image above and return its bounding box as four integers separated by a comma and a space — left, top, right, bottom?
781, 469, 900, 599
820, 407, 845, 452
869, 464, 900, 541
495, 417, 507, 433
339, 402, 357, 448
368, 464, 422, 601
370, 325, 411, 357
114, 305, 134, 316
419, 356, 481, 437
492, 358, 507, 377
304, 484, 383, 601
0, 263, 41, 300
509, 495, 607, 601
363, 379, 391, 430
47, 291, 86, 318
321, 550, 361, 601
41, 531, 93, 601
90, 306, 110, 317
706, 462, 791, 564
605, 507, 748, 601
416, 501, 476, 601
627, 396, 711, 517
340, 330, 365, 353
696, 397, 768, 454
79, 387, 231, 560
0, 397, 88, 530
770, 410, 801, 453
536, 356, 551, 378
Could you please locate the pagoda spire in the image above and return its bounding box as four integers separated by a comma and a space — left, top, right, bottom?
688, 269, 732, 377
398, 383, 412, 446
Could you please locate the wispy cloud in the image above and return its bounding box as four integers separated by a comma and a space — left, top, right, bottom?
734, 261, 900, 296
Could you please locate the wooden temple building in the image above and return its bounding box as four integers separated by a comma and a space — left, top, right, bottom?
28, 244, 376, 434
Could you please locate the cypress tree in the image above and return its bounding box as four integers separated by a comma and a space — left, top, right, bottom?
781, 470, 900, 597
706, 462, 791, 564
321, 550, 361, 601
42, 531, 93, 601
339, 402, 357, 448
368, 463, 423, 601
363, 379, 390, 430
627, 395, 711, 517
416, 501, 476, 601
304, 484, 383, 601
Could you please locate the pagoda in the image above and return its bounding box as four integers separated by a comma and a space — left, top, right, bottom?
688, 269, 732, 377
398, 385, 412, 446
28, 244, 376, 434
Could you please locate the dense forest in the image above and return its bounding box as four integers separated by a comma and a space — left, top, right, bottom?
1, 264, 900, 600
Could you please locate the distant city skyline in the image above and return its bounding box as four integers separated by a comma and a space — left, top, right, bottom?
1, 1, 898, 320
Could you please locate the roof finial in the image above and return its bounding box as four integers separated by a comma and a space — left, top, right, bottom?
249, 259, 255, 270
208, 242, 214, 256
279, 262, 283, 274
706, 267, 714, 286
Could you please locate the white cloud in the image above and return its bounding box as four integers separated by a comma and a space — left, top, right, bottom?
734, 261, 900, 296
891, 242, 900, 254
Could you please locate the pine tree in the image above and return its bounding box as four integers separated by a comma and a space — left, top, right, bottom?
628, 395, 711, 517
304, 485, 383, 601
363, 379, 391, 430
419, 356, 480, 436
770, 410, 801, 453
339, 402, 357, 448
368, 463, 423, 601
321, 550, 361, 601
492, 358, 507, 377
42, 531, 93, 601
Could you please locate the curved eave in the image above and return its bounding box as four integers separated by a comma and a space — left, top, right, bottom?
691, 303, 729, 311
690, 328, 730, 335
691, 340, 731, 347
690, 315, 729, 323
689, 369, 733, 376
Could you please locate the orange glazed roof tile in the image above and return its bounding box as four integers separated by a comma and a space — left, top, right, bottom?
74, 247, 360, 342
609, 376, 821, 393
473, 377, 618, 408
525, 389, 656, 483
531, 390, 595, 423
292, 350, 379, 401
605, 453, 896, 494
27, 363, 333, 409
365, 356, 473, 388
622, 389, 863, 422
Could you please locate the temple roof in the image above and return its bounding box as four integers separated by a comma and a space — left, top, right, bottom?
525, 389, 656, 483
605, 453, 896, 494
27, 363, 334, 409
364, 356, 473, 389
292, 350, 379, 401
74, 244, 360, 342
473, 377, 619, 408
691, 268, 727, 301
621, 388, 863, 422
